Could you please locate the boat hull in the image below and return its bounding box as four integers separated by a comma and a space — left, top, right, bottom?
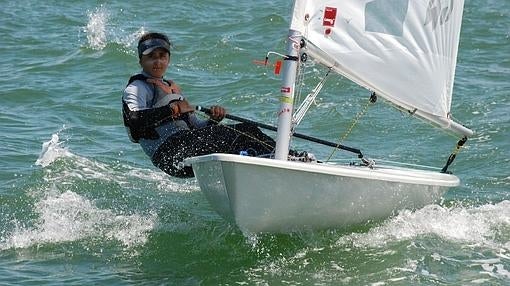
185, 154, 459, 233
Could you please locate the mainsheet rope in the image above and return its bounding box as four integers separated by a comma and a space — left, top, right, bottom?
325, 92, 377, 162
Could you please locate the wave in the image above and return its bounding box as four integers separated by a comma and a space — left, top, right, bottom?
83, 5, 145, 52
34, 131, 194, 192
0, 189, 156, 251
1, 132, 201, 251
1, 133, 158, 250
240, 201, 510, 284
35, 132, 71, 168
336, 201, 510, 251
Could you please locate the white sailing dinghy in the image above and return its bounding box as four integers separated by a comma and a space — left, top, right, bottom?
186, 0, 473, 233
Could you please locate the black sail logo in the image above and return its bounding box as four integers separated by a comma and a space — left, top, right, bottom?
425, 0, 454, 29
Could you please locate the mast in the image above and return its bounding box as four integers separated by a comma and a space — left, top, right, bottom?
274, 29, 302, 160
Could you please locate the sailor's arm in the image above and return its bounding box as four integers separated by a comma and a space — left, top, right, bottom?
122, 101, 176, 128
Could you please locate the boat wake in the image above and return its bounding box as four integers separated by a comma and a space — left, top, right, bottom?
336, 201, 510, 251
242, 201, 510, 284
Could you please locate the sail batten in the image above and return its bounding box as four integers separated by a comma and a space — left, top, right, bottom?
290, 0, 473, 136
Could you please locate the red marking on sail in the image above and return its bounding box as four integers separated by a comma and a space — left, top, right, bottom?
323, 7, 337, 27
281, 87, 291, 93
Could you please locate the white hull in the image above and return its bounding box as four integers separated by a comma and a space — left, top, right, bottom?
186, 154, 459, 233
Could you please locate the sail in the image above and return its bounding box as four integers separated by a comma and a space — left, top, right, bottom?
291, 0, 473, 136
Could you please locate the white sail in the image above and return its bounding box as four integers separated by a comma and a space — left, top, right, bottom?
291, 0, 473, 136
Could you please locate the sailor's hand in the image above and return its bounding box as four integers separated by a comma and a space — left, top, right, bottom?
209, 105, 226, 122
147, 78, 181, 94
170, 100, 194, 117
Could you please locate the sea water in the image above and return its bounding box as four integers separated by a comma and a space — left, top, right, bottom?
0, 0, 509, 284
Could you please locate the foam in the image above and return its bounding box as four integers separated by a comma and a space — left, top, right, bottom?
35, 133, 72, 168
0, 189, 155, 250
336, 201, 510, 250
85, 6, 109, 50
6, 132, 203, 251
34, 132, 196, 193
83, 5, 146, 52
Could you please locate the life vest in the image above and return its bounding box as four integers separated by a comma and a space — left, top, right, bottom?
122, 74, 177, 143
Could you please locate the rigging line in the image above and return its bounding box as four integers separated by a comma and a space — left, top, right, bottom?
194, 110, 276, 152
196, 106, 364, 158
441, 136, 467, 174
294, 57, 306, 107
325, 92, 377, 162
292, 68, 331, 128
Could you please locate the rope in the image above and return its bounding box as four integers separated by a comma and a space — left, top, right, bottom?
326, 92, 377, 162
441, 136, 468, 173
292, 69, 331, 127
195, 111, 276, 153
294, 58, 306, 105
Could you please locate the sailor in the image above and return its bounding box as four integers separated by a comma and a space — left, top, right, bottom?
122, 32, 276, 178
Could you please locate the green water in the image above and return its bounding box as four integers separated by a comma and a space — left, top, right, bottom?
0, 0, 509, 285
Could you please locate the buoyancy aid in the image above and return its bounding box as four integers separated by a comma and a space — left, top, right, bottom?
122, 74, 179, 143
